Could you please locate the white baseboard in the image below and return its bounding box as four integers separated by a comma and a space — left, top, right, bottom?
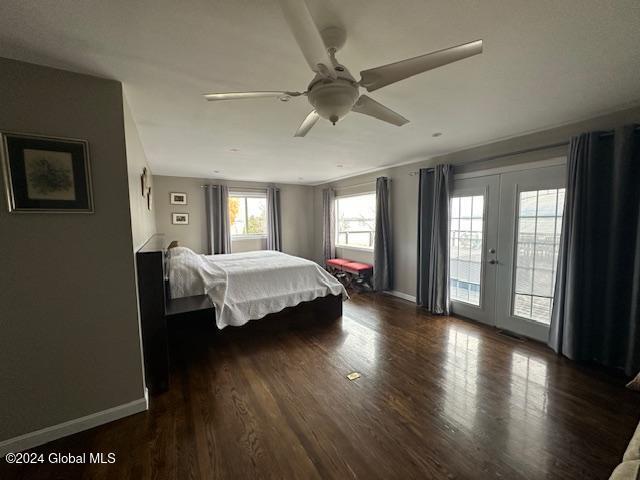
386, 290, 417, 303
0, 395, 149, 457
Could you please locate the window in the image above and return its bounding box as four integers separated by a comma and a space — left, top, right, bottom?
335, 193, 376, 249
228, 192, 267, 237
512, 188, 565, 324
450, 195, 485, 306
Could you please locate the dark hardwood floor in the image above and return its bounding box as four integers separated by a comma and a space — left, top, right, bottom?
2, 292, 638, 479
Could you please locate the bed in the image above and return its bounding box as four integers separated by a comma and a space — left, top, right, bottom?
135, 235, 347, 393
167, 247, 348, 329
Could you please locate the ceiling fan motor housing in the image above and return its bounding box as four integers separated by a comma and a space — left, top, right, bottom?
307, 79, 359, 124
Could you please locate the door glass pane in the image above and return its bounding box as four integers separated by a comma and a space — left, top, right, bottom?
450, 195, 484, 306
512, 189, 565, 324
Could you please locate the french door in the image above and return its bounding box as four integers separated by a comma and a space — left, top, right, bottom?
449, 164, 566, 342
449, 175, 499, 325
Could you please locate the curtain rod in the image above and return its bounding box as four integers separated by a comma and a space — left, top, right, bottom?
409, 141, 569, 176
332, 178, 389, 190
453, 140, 570, 168
200, 185, 274, 191
335, 180, 375, 189
407, 125, 639, 176
599, 125, 640, 137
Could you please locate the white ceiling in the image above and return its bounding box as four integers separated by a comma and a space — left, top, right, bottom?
1, 0, 639, 184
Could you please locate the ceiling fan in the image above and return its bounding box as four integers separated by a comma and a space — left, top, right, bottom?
203, 0, 483, 137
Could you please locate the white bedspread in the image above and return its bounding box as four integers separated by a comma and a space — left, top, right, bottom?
168, 248, 347, 329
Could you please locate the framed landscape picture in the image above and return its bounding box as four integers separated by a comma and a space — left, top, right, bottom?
172, 213, 189, 225
170, 192, 187, 205
1, 132, 93, 213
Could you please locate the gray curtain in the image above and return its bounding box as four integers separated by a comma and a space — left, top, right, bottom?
416, 165, 452, 314
322, 188, 335, 262
204, 185, 231, 254
266, 186, 282, 251
374, 177, 393, 291
549, 126, 640, 375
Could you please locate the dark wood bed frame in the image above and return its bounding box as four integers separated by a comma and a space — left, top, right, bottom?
136, 234, 342, 394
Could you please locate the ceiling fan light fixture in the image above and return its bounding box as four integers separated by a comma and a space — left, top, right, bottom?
307, 79, 359, 124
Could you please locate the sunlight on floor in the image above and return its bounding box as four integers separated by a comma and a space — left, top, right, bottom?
443, 326, 480, 430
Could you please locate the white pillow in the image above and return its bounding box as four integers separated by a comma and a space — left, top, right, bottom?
168, 246, 196, 259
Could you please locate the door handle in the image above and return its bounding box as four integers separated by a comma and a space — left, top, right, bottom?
488, 259, 498, 265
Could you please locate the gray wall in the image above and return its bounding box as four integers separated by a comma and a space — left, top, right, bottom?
0, 58, 145, 441
153, 175, 315, 259
124, 97, 156, 249
313, 105, 640, 298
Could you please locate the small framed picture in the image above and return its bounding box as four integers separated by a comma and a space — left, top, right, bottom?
140, 167, 149, 197
170, 192, 187, 205
172, 213, 189, 225
1, 132, 93, 213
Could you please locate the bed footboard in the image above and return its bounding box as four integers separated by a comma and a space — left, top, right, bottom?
309, 293, 343, 321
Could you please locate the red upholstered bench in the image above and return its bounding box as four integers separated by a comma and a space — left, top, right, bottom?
325, 258, 374, 290
343, 261, 373, 290
326, 258, 351, 268
326, 258, 351, 277
342, 261, 373, 275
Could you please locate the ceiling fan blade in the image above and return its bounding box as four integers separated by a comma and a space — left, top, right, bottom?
203, 91, 303, 101
360, 39, 483, 92
352, 95, 409, 126
277, 0, 336, 79
294, 110, 320, 137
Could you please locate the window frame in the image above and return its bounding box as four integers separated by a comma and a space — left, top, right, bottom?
334, 191, 376, 251
228, 190, 268, 239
